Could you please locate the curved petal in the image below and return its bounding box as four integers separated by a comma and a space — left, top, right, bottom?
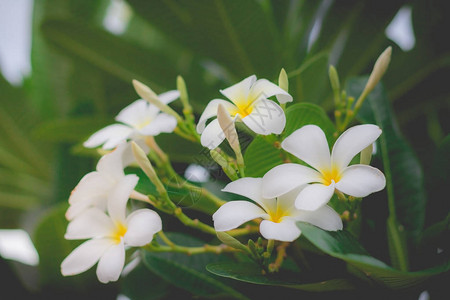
220, 75, 256, 103
295, 182, 335, 211
262, 163, 322, 199
242, 99, 285, 135
115, 100, 151, 127
124, 209, 162, 247
65, 208, 115, 239
259, 219, 301, 242
96, 240, 125, 283
222, 177, 275, 213
61, 238, 113, 276
331, 124, 381, 170
196, 99, 236, 133
69, 172, 111, 204
336, 165, 386, 197
292, 205, 343, 231
83, 124, 133, 150
158, 90, 180, 104
139, 113, 177, 136
107, 175, 139, 223
281, 125, 331, 171
200, 118, 226, 149
276, 185, 306, 213
249, 79, 292, 104
96, 143, 127, 179
212, 201, 268, 232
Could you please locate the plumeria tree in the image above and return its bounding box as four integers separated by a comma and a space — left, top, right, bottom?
53, 46, 447, 298
1, 1, 449, 299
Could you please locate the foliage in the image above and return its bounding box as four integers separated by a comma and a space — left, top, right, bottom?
0, 0, 448, 299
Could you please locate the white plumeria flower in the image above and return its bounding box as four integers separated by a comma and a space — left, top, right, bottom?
262, 124, 386, 211
84, 90, 180, 150
61, 175, 162, 284
66, 141, 147, 220
213, 177, 342, 242
197, 75, 292, 149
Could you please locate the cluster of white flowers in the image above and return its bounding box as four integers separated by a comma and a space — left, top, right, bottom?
61, 74, 386, 283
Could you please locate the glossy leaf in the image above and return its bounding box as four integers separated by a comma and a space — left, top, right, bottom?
126, 0, 279, 78
40, 18, 178, 92
141, 233, 248, 299
349, 77, 426, 269
298, 223, 449, 289
207, 262, 355, 291
288, 52, 330, 104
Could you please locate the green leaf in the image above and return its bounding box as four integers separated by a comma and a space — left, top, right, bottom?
141, 233, 249, 299
283, 103, 336, 141
348, 77, 426, 270
121, 263, 170, 300
288, 52, 330, 104
40, 18, 178, 92
206, 262, 355, 291
126, 0, 280, 78
297, 223, 449, 289
32, 203, 97, 288
244, 135, 283, 177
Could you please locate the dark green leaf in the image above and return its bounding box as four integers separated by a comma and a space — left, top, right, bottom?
141, 233, 248, 299
40, 18, 178, 92
244, 135, 283, 177
288, 52, 330, 104
127, 0, 280, 78
206, 262, 355, 291
298, 223, 449, 289
283, 103, 336, 141
349, 77, 426, 267
121, 263, 170, 300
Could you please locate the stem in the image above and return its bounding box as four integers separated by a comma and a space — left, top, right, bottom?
158, 231, 175, 247
269, 242, 289, 273
146, 242, 238, 255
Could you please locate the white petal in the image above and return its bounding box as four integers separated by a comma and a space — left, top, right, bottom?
65, 208, 115, 240
107, 175, 139, 223
124, 209, 162, 247
292, 205, 343, 231
212, 201, 268, 232
262, 163, 322, 198
96, 143, 127, 179
115, 100, 153, 127
331, 124, 382, 170
295, 182, 335, 211
276, 185, 306, 213
158, 90, 180, 104
69, 172, 111, 204
200, 118, 226, 149
259, 219, 301, 242
196, 99, 237, 133
61, 238, 113, 276
139, 113, 177, 135
220, 75, 256, 103
83, 124, 133, 150
96, 240, 125, 283
249, 79, 293, 104
242, 99, 285, 135
281, 125, 331, 171
336, 165, 386, 197
222, 177, 275, 213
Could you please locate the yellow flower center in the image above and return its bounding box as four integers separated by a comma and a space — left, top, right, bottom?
268, 207, 287, 223
320, 167, 342, 186
135, 119, 152, 130
112, 222, 127, 244
230, 99, 254, 118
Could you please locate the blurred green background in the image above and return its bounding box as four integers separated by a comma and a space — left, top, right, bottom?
0, 0, 448, 299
